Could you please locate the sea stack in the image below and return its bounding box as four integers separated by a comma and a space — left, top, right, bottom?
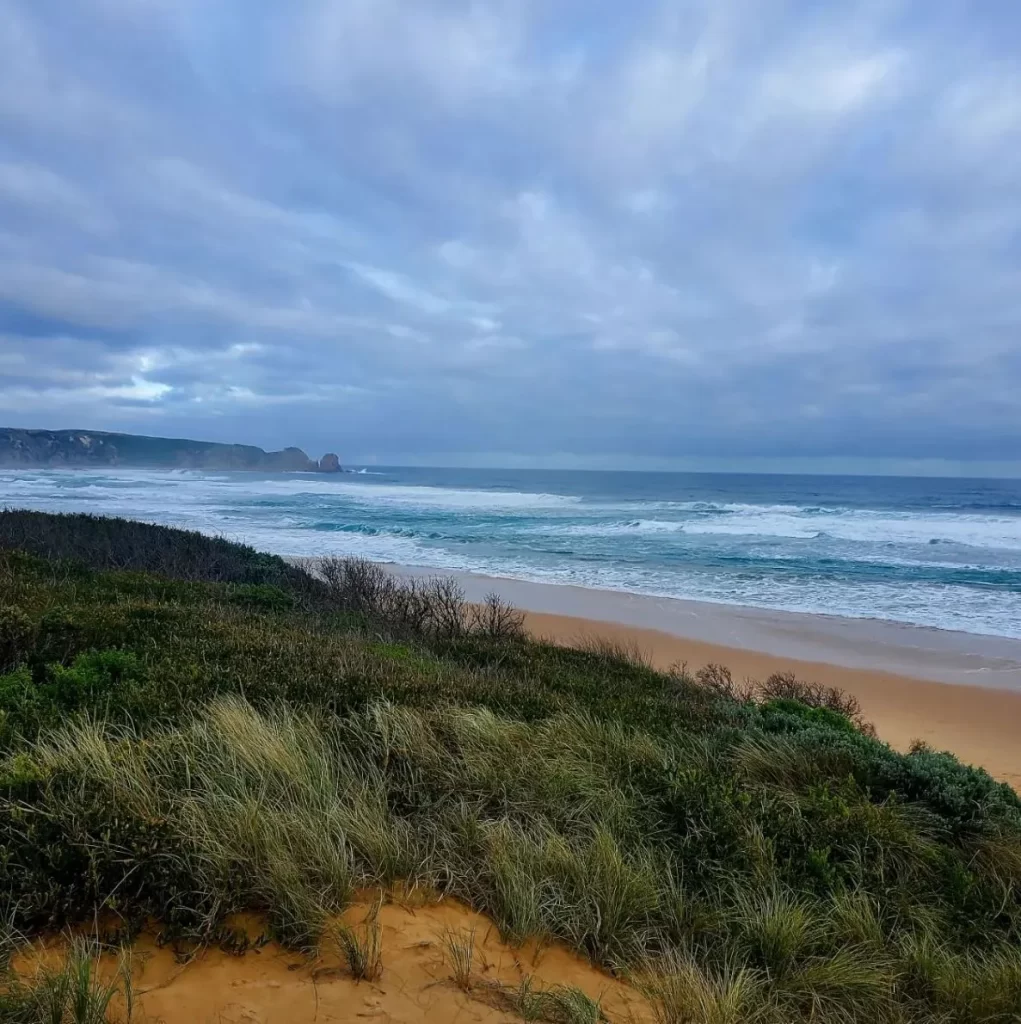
318, 453, 342, 473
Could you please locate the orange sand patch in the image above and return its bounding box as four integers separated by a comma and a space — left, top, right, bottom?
13, 896, 653, 1024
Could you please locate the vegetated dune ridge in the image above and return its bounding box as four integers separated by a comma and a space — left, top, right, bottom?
520, 611, 1021, 789
3, 511, 1021, 1024
14, 896, 651, 1023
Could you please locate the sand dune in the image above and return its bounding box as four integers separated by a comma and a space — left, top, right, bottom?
15, 896, 652, 1023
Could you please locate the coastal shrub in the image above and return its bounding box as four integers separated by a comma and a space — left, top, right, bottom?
0, 508, 321, 599
759, 697, 858, 734
314, 555, 524, 642
0, 512, 1020, 1021
756, 672, 872, 734
0, 650, 149, 746
0, 606, 33, 673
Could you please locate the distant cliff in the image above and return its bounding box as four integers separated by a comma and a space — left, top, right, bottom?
0, 428, 342, 473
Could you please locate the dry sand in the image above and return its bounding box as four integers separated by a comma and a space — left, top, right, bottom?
15, 896, 653, 1024
523, 609, 1021, 788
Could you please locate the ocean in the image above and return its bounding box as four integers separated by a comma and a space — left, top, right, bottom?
2, 466, 1020, 640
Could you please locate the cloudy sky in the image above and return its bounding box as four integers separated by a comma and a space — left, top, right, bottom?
1, 0, 1020, 472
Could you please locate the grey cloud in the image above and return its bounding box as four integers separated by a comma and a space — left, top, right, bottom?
0, 0, 1019, 467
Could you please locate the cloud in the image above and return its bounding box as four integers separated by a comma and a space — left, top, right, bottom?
0, 0, 1019, 467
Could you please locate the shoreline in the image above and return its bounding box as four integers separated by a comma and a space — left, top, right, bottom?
385, 563, 1021, 690
369, 563, 1021, 786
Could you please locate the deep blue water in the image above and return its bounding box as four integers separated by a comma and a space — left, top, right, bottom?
2, 466, 1020, 638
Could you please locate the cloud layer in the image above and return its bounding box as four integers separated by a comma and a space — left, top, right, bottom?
1, 0, 1020, 468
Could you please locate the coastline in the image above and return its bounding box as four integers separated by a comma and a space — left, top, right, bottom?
379, 564, 1021, 786
388, 564, 1021, 689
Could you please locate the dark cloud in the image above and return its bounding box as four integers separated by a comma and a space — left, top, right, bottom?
1, 0, 1020, 469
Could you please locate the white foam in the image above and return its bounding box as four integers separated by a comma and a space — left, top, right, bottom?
546, 509, 1021, 551
3, 467, 1020, 639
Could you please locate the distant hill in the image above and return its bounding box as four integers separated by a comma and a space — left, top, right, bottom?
0, 427, 342, 472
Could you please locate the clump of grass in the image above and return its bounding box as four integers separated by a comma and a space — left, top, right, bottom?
899, 932, 1021, 1022
496, 976, 606, 1023
1, 937, 133, 1024
505, 975, 547, 1021
441, 925, 477, 992
539, 985, 606, 1023
0, 904, 21, 973
642, 955, 763, 1024
335, 900, 383, 981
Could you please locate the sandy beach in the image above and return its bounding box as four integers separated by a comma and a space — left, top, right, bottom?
387, 566, 1021, 787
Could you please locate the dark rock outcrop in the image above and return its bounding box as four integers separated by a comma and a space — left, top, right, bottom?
318, 453, 342, 473
0, 428, 319, 472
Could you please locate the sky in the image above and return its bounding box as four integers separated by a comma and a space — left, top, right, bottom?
1, 0, 1020, 474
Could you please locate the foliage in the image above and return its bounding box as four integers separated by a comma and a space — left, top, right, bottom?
0, 937, 133, 1023
0, 511, 1019, 1022
335, 899, 383, 981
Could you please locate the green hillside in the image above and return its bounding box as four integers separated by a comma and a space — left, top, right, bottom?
1, 511, 1019, 1022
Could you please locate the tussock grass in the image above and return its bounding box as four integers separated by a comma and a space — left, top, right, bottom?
335, 899, 383, 981
642, 955, 763, 1024
7, 698, 1021, 1019
537, 985, 606, 1023
2, 513, 1021, 1022
493, 976, 606, 1023
0, 937, 133, 1024
441, 925, 476, 991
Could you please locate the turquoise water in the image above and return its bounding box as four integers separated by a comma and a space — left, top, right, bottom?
3, 466, 1021, 639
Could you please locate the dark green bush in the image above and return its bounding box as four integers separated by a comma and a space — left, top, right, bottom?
0, 508, 320, 596
0, 606, 33, 673
760, 697, 858, 734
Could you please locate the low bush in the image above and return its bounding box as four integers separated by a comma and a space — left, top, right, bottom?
0, 511, 1018, 1022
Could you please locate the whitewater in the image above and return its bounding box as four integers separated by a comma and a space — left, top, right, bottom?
2, 465, 1020, 639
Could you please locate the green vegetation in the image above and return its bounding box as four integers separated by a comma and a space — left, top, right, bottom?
0, 937, 133, 1023
335, 899, 383, 982
496, 979, 607, 1023
1, 510, 1020, 1022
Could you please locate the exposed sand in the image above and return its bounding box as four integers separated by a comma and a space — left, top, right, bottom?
14, 896, 653, 1023
523, 609, 1021, 789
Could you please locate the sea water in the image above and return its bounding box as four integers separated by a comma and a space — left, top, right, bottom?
2, 466, 1020, 640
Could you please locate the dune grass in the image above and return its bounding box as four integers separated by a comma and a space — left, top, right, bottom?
335, 898, 383, 982
1, 511, 1020, 1022
441, 924, 478, 991
0, 937, 133, 1024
